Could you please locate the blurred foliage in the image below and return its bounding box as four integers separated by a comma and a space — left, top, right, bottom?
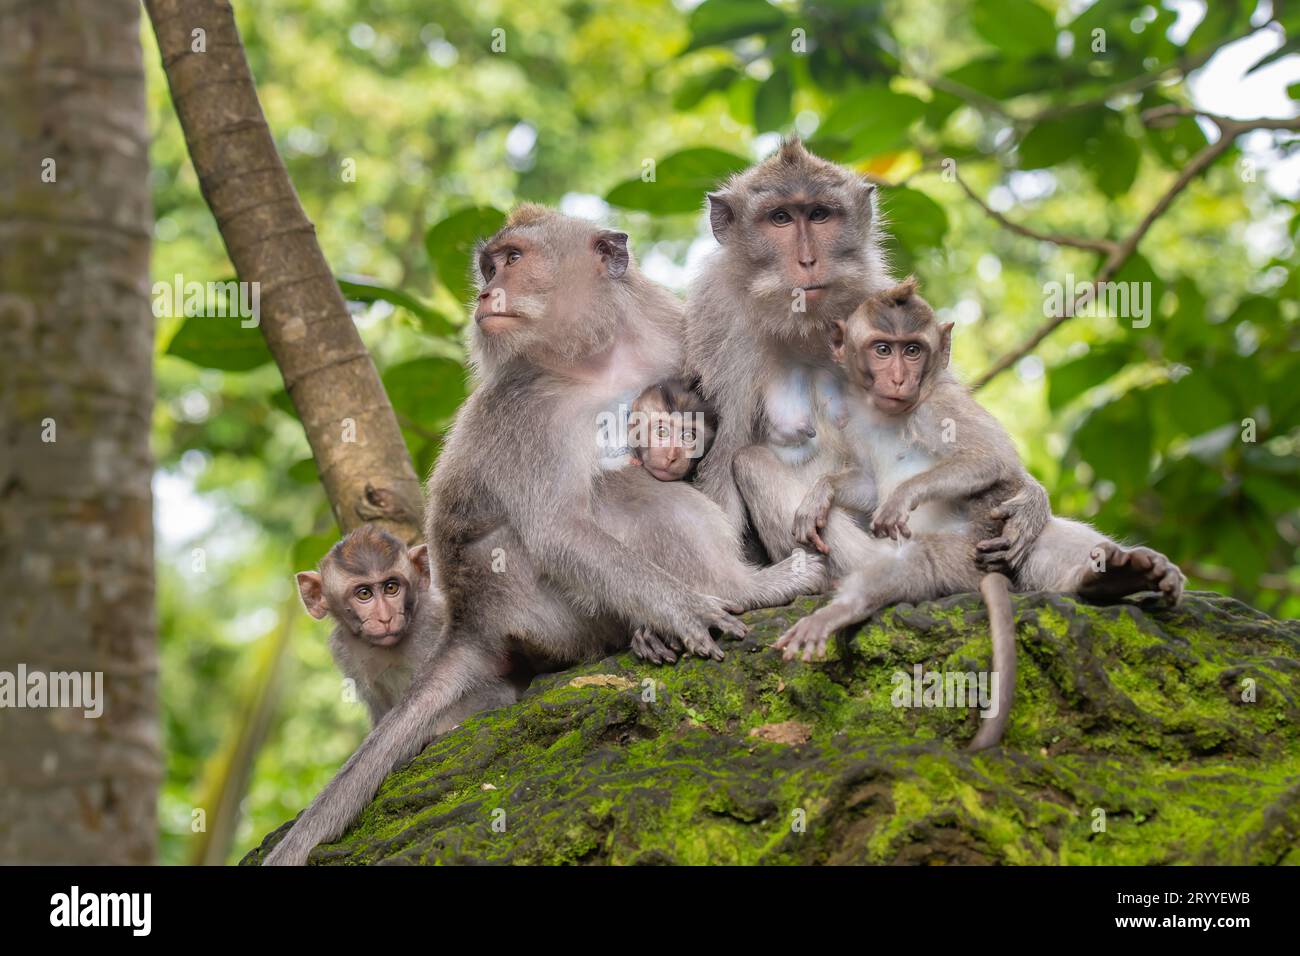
145, 0, 1299, 864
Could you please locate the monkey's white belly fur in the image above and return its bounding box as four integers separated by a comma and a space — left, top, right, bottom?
847, 407, 966, 537
763, 364, 847, 465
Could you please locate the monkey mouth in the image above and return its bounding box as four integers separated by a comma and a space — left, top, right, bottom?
366, 632, 405, 647
476, 311, 522, 325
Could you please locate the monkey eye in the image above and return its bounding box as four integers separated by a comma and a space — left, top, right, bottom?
356, 586, 373, 601
769, 209, 793, 226
873, 343, 891, 357
480, 258, 496, 281
682, 429, 696, 443
506, 250, 521, 265
383, 580, 400, 595
903, 343, 923, 358
809, 206, 830, 223
656, 424, 671, 439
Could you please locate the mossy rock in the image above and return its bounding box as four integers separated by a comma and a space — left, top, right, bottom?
244, 591, 1300, 865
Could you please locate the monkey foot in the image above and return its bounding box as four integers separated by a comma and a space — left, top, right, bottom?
773, 613, 836, 663
1077, 541, 1185, 605
630, 627, 682, 665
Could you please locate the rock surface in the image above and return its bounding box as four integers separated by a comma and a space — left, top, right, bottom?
244, 591, 1300, 865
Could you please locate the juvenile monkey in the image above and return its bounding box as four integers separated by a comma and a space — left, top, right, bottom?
264, 207, 820, 864
685, 137, 1046, 582
627, 378, 716, 482
295, 525, 517, 726
777, 279, 1185, 747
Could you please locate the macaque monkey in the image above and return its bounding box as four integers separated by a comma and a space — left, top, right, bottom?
264, 206, 820, 864
628, 378, 716, 482
685, 137, 1047, 581
295, 525, 516, 726
777, 278, 1186, 748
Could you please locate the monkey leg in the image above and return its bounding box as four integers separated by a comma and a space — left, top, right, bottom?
773, 537, 976, 662
728, 551, 827, 611
263, 640, 505, 866
1018, 518, 1184, 605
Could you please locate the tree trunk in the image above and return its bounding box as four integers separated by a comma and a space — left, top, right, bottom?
144, 0, 424, 543
0, 0, 159, 863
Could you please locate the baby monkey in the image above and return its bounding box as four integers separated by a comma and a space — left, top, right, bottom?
296, 524, 516, 726
780, 278, 1185, 749
628, 378, 716, 482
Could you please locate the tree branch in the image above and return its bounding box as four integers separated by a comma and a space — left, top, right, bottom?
969, 109, 1300, 390
144, 0, 424, 542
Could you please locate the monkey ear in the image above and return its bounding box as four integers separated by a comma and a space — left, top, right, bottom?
594, 231, 629, 279
296, 571, 329, 620
707, 192, 735, 243
407, 544, 432, 591
939, 321, 954, 369
857, 180, 878, 223
829, 319, 847, 364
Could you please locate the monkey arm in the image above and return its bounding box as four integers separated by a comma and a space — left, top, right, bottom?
517, 507, 747, 651
976, 476, 1052, 573
263, 639, 503, 865
792, 468, 871, 554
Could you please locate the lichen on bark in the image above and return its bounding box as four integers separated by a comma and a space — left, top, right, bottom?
245, 591, 1300, 865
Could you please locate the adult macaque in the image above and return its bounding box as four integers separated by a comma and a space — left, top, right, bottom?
776, 279, 1185, 747
686, 138, 1047, 579
265, 206, 818, 864
296, 525, 516, 726
628, 377, 716, 482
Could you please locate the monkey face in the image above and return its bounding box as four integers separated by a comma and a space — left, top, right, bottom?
638, 413, 712, 481
834, 286, 953, 415
346, 576, 413, 646
707, 140, 879, 342
470, 210, 631, 369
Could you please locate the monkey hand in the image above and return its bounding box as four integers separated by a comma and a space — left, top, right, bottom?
869, 493, 913, 541
792, 485, 834, 554
675, 594, 747, 661
977, 483, 1051, 572
630, 626, 683, 665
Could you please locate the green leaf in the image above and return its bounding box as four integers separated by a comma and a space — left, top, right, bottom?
338, 277, 457, 337
673, 66, 740, 111
1155, 372, 1236, 441
382, 356, 467, 429
1070, 392, 1154, 495
292, 532, 338, 573
605, 147, 751, 213
1046, 345, 1129, 411
971, 0, 1059, 59
288, 458, 318, 484
269, 389, 296, 418
684, 0, 787, 52
753, 68, 793, 131
1019, 109, 1103, 169
165, 314, 273, 372
811, 86, 927, 160
882, 185, 948, 251
1088, 118, 1140, 197
423, 206, 506, 306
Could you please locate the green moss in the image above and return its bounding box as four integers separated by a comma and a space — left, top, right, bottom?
244, 591, 1300, 866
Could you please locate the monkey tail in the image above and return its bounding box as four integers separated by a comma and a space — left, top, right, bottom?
968, 572, 1016, 752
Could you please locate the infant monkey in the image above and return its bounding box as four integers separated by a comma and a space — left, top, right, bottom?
296, 525, 517, 726
629, 378, 716, 481
780, 278, 1185, 749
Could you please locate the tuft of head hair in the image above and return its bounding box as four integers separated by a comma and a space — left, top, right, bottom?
862, 275, 934, 334
776, 136, 810, 165
653, 378, 717, 432
882, 275, 920, 306
326, 524, 405, 578
505, 202, 551, 228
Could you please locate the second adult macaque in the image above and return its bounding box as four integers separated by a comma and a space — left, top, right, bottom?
628, 378, 716, 482
295, 525, 517, 726
777, 278, 1186, 745
264, 206, 820, 864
